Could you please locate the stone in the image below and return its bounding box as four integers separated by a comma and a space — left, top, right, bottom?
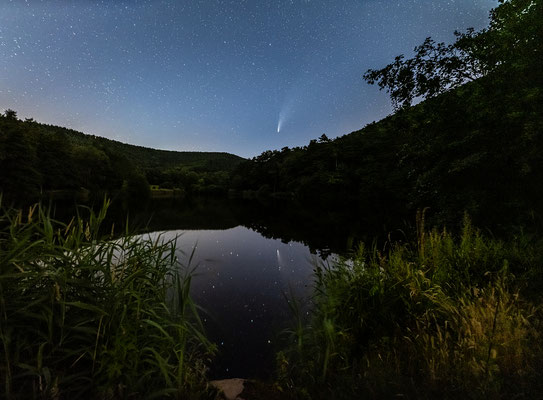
210, 378, 246, 400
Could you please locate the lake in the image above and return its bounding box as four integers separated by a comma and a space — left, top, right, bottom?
104, 197, 384, 379
156, 226, 326, 379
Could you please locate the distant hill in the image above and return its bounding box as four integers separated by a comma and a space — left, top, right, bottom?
0, 115, 245, 204
34, 122, 245, 172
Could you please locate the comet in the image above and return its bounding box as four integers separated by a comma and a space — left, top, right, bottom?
276, 101, 292, 133
277, 87, 299, 133
276, 249, 283, 270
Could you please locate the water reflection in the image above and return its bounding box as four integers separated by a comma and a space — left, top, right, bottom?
53, 196, 386, 378
160, 226, 325, 379
107, 196, 383, 258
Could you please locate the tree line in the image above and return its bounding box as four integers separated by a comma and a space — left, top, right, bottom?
1, 0, 541, 234
0, 110, 243, 206
231, 0, 543, 232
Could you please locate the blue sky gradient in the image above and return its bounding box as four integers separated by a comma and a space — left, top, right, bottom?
0, 0, 497, 157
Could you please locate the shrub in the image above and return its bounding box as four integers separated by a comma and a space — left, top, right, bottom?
0, 200, 216, 399
278, 216, 543, 399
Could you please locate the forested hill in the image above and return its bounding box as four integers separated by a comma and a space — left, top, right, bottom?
231, 0, 543, 231
0, 114, 244, 204
49, 124, 244, 172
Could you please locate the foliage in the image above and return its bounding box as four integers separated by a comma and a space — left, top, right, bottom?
231, 0, 543, 234
3, 110, 17, 120
363, 32, 485, 110
0, 122, 41, 204
0, 200, 217, 399
363, 0, 542, 109
277, 216, 543, 399
0, 114, 244, 206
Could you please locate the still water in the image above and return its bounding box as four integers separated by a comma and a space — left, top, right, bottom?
113, 197, 383, 379
157, 226, 327, 379
58, 196, 386, 378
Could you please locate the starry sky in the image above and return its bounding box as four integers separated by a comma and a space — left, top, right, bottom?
0, 0, 497, 158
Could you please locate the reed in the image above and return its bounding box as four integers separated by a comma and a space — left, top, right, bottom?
0, 200, 216, 399
277, 216, 543, 399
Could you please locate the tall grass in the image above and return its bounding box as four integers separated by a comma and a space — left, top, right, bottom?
277, 215, 543, 399
0, 199, 217, 399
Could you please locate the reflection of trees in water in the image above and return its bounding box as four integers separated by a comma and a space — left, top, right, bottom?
63, 196, 390, 257
235, 199, 387, 259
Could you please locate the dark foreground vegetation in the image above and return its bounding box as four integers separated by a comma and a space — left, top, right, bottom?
273, 1, 543, 398
0, 200, 217, 399
3, 202, 542, 399
277, 213, 543, 399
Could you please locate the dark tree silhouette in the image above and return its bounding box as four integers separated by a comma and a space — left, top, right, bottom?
363, 32, 486, 110
3, 109, 18, 120
363, 0, 542, 109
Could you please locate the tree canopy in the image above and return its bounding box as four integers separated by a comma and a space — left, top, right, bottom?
232, 0, 543, 232
363, 0, 542, 109
0, 112, 244, 205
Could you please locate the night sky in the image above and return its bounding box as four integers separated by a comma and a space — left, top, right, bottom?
1, 0, 497, 158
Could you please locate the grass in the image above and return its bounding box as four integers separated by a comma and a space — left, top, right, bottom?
4, 199, 542, 399
277, 213, 543, 399
0, 199, 217, 399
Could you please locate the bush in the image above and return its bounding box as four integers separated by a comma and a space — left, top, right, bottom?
0, 200, 217, 399
277, 215, 543, 399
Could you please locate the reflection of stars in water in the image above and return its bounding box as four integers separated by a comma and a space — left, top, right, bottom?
174, 227, 320, 377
